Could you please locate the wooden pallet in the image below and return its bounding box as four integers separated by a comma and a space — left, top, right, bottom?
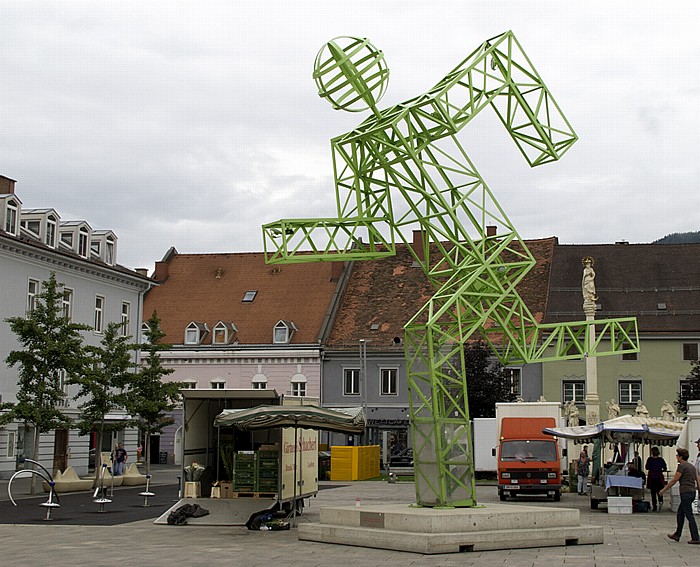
231, 491, 276, 499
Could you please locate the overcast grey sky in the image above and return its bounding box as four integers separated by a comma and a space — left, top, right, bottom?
1, 1, 698, 271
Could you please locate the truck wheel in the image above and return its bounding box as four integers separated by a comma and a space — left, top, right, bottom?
591, 499, 599, 510
554, 490, 561, 502
499, 490, 506, 501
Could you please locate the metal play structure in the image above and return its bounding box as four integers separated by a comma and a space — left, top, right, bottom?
262, 32, 639, 507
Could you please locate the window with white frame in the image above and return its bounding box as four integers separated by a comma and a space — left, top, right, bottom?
212, 321, 236, 345
141, 322, 151, 343
46, 217, 57, 247
5, 200, 18, 234
273, 320, 296, 344
27, 279, 39, 313
242, 290, 257, 302
62, 288, 73, 320
291, 374, 307, 397
210, 380, 225, 389
121, 302, 130, 336
184, 322, 208, 345
380, 368, 398, 396
344, 368, 360, 396
94, 295, 104, 332
181, 381, 197, 389
78, 228, 89, 257
619, 380, 642, 404
683, 343, 699, 362
562, 380, 585, 403
105, 238, 115, 264
505, 368, 522, 397
252, 374, 267, 390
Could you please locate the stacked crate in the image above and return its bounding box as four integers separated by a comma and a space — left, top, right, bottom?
233, 451, 256, 492
256, 449, 279, 493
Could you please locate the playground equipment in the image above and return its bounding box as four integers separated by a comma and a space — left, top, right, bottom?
262, 32, 639, 507
7, 458, 61, 521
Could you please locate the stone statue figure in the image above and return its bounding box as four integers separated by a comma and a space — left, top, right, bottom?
606, 398, 620, 420
566, 401, 580, 427
582, 257, 598, 302
660, 400, 676, 422
635, 399, 649, 417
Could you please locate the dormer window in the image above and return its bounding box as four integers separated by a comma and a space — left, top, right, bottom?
212, 321, 237, 345
273, 320, 297, 344
60, 232, 73, 247
46, 216, 57, 247
105, 237, 115, 264
78, 227, 89, 257
185, 321, 209, 345
5, 199, 18, 235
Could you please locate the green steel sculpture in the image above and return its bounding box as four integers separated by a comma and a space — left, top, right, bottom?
262, 32, 639, 507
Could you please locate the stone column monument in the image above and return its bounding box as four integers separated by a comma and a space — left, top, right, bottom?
582, 257, 600, 424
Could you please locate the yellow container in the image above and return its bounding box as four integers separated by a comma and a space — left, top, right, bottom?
330, 445, 381, 481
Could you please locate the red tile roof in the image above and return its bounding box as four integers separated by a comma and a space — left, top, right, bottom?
325, 237, 558, 351
143, 251, 343, 345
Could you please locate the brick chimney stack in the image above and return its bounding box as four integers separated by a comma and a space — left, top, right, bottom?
0, 176, 17, 194
486, 225, 497, 237
412, 229, 426, 262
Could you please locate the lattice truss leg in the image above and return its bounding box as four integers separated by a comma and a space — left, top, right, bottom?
261, 31, 639, 508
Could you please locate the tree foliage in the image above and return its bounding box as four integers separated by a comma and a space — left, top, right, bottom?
122, 310, 181, 472
464, 341, 517, 418
71, 321, 135, 473
1, 273, 90, 492
676, 359, 700, 414
1, 273, 90, 432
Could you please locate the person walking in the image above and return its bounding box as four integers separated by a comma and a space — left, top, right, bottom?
113, 442, 128, 476
576, 447, 590, 495
659, 448, 700, 544
645, 447, 667, 511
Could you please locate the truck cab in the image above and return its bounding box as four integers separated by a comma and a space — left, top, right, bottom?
496, 417, 562, 502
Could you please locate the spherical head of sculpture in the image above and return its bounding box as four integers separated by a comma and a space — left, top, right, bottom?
313, 36, 389, 113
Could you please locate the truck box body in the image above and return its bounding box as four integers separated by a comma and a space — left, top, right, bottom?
496, 414, 563, 501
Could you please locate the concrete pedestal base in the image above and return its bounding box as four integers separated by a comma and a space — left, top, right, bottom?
298, 503, 603, 554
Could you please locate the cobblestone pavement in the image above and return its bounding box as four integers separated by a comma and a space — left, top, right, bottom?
1, 474, 698, 567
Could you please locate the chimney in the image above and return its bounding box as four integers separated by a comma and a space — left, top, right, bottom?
412, 229, 426, 262
134, 268, 149, 277
0, 175, 17, 194
486, 225, 497, 237
153, 260, 170, 283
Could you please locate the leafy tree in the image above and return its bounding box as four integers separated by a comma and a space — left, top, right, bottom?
71, 321, 135, 479
1, 273, 90, 493
676, 359, 700, 414
122, 310, 181, 473
464, 341, 517, 418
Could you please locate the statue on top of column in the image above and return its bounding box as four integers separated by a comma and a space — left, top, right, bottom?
582, 256, 598, 303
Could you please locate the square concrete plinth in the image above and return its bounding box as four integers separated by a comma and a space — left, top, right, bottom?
298, 503, 603, 554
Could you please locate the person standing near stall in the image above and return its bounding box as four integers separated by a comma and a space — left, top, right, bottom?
660, 448, 700, 544
576, 447, 590, 495
645, 447, 667, 512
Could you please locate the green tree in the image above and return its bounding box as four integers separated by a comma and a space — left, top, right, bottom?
71, 321, 135, 479
122, 310, 180, 474
464, 341, 517, 418
676, 359, 700, 414
1, 273, 90, 493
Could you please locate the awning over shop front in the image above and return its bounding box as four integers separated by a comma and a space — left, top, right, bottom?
214, 405, 365, 434
543, 415, 683, 446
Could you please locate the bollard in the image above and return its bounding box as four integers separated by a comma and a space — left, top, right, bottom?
140, 474, 155, 506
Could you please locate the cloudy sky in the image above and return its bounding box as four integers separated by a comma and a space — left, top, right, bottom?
1, 1, 698, 271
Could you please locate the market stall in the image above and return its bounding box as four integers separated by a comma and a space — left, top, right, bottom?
543, 415, 683, 511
